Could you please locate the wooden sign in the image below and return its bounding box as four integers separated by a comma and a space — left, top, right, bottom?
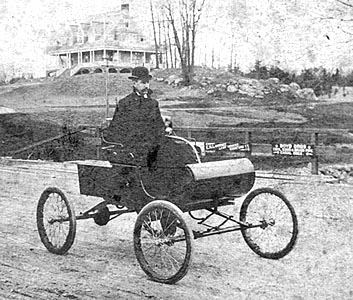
272, 143, 315, 156
205, 142, 215, 151
227, 143, 250, 152
203, 142, 250, 153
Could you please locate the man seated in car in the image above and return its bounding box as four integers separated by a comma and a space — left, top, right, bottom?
103, 66, 197, 198
104, 66, 165, 169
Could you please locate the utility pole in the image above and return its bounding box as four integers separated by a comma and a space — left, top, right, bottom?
103, 56, 109, 120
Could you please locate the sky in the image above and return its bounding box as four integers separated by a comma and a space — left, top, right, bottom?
198, 0, 353, 73
0, 0, 117, 77
0, 0, 352, 78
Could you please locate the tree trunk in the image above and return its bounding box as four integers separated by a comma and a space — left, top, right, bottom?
150, 0, 159, 68
162, 20, 169, 69
212, 48, 215, 68
229, 32, 234, 71
167, 23, 174, 68
166, 4, 184, 68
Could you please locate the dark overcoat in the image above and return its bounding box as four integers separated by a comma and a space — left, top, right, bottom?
104, 91, 165, 164
103, 90, 198, 201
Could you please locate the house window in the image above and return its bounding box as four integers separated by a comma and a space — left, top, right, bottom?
125, 22, 129, 28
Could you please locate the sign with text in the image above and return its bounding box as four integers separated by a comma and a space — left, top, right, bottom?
204, 142, 250, 153
227, 143, 251, 152
272, 143, 315, 156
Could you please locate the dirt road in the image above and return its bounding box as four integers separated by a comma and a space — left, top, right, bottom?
1, 159, 353, 299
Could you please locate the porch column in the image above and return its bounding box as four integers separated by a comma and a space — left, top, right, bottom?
116, 50, 120, 64
68, 53, 72, 68
130, 51, 133, 66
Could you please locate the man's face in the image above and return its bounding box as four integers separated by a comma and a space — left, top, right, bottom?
133, 79, 150, 93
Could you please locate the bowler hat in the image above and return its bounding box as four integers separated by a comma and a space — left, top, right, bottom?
128, 66, 152, 81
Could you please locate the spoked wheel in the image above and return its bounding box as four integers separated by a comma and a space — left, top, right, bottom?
240, 188, 298, 259
133, 200, 193, 284
37, 187, 76, 255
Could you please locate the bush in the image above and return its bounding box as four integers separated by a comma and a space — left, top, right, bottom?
245, 60, 269, 80
9, 77, 21, 84
245, 61, 353, 96
296, 68, 334, 96
245, 61, 293, 83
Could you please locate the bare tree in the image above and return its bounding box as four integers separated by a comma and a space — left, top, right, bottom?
163, 0, 206, 85
166, 22, 175, 68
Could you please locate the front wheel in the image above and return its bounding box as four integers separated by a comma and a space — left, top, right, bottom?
37, 187, 76, 254
240, 188, 298, 259
133, 200, 193, 284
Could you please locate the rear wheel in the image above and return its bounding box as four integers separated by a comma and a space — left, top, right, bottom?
240, 188, 298, 259
134, 200, 193, 284
37, 187, 76, 254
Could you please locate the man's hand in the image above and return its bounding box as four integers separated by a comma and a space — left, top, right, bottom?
165, 127, 173, 135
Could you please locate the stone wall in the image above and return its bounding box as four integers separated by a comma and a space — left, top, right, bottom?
160, 73, 318, 101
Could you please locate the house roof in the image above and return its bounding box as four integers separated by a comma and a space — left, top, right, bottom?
48, 8, 155, 56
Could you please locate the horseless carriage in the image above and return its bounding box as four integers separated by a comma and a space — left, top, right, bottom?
36, 134, 298, 284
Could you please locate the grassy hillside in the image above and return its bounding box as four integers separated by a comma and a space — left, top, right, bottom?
1, 67, 353, 167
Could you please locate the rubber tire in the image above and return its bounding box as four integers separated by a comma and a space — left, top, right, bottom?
240, 187, 298, 259
133, 200, 193, 284
37, 187, 76, 255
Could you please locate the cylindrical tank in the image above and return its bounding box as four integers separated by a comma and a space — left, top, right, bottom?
183, 158, 255, 201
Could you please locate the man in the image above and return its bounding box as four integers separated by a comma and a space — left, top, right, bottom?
104, 66, 165, 168
103, 66, 197, 200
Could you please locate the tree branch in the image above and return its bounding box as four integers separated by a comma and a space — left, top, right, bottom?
318, 16, 353, 22
194, 0, 206, 26
340, 26, 353, 35
336, 0, 353, 7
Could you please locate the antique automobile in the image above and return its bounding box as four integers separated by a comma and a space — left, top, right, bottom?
36, 132, 298, 284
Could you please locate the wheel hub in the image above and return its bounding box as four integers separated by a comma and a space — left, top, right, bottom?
260, 218, 275, 229
155, 237, 174, 247
93, 206, 110, 226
